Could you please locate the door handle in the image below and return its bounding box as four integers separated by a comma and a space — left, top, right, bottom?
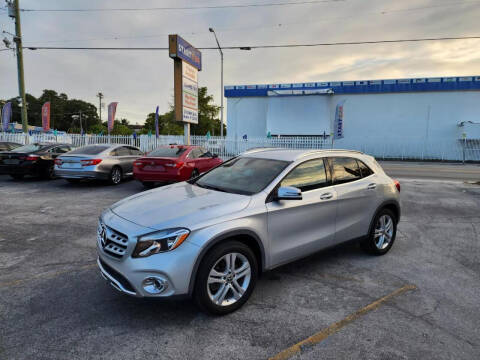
367, 183, 377, 190
320, 193, 333, 200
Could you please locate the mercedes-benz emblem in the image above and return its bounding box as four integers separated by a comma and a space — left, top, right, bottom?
100, 226, 107, 247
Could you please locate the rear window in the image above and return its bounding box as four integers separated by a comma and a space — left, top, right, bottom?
68, 145, 110, 155
148, 147, 187, 157
11, 144, 43, 153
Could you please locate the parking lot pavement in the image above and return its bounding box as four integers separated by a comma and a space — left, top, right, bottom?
380, 161, 480, 181
0, 175, 479, 360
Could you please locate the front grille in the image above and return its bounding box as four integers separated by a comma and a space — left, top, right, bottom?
98, 222, 129, 258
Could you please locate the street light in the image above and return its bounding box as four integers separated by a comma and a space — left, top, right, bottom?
209, 27, 224, 138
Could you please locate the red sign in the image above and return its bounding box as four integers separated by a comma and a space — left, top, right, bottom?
108, 102, 118, 133
42, 102, 51, 131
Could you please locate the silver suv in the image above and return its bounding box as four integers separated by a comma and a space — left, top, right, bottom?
97, 149, 400, 314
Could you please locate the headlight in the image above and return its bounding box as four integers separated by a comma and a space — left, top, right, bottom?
132, 228, 190, 258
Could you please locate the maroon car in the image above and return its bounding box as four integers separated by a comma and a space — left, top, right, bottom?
133, 145, 222, 188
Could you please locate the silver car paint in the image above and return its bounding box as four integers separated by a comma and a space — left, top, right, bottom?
97, 149, 400, 298
55, 144, 142, 180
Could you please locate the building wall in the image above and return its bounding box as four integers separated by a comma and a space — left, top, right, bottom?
226, 91, 480, 160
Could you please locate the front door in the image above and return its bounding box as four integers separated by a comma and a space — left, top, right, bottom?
266, 158, 337, 267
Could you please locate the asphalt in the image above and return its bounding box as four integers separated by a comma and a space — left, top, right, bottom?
380, 161, 480, 182
0, 163, 479, 359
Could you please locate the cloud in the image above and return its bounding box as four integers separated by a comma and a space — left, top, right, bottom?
1, 0, 480, 124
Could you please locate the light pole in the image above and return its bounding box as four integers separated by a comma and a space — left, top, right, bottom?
97, 92, 104, 122
209, 27, 224, 138
7, 0, 28, 133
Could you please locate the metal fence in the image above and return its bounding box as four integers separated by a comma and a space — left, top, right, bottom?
1, 132, 479, 162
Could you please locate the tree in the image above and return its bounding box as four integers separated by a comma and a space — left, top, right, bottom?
142, 87, 221, 136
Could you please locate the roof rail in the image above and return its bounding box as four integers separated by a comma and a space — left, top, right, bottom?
298, 149, 364, 158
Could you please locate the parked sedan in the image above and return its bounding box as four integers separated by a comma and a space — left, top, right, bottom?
0, 142, 22, 152
0, 142, 73, 179
133, 145, 223, 188
55, 144, 143, 185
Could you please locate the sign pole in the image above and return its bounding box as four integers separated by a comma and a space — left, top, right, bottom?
169, 34, 201, 146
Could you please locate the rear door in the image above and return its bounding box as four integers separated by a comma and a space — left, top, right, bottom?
266, 158, 337, 266
115, 146, 134, 174
329, 157, 379, 242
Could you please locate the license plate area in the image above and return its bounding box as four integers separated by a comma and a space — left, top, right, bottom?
3, 159, 19, 165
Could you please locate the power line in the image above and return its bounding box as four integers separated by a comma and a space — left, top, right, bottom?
18, 0, 480, 45
20, 0, 345, 12
16, 35, 480, 52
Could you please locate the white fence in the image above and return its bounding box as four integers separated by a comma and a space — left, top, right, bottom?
1, 132, 479, 162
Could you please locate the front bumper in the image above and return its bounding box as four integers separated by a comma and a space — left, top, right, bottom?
55, 168, 109, 180
96, 210, 200, 298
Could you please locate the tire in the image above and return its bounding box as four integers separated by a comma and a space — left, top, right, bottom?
190, 168, 199, 179
361, 208, 397, 255
66, 179, 81, 184
10, 174, 24, 180
142, 181, 156, 189
109, 166, 122, 185
194, 240, 258, 315
44, 163, 56, 180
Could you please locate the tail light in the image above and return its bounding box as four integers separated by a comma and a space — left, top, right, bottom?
165, 161, 184, 168
394, 179, 401, 192
25, 155, 39, 161
81, 159, 102, 166
55, 159, 63, 165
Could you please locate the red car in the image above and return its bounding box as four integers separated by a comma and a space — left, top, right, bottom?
133, 145, 223, 188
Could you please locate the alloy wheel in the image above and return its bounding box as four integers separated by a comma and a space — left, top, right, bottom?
207, 252, 251, 307
111, 168, 122, 184
374, 214, 394, 250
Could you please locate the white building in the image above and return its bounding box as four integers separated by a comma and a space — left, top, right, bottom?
224, 76, 480, 161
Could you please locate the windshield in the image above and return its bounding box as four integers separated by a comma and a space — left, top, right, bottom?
11, 144, 42, 153
67, 145, 110, 155
148, 147, 187, 157
195, 157, 290, 195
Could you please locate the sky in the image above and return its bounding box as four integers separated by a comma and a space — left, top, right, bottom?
1, 0, 480, 125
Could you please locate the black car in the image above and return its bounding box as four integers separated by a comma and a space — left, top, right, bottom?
0, 143, 73, 180
0, 142, 22, 152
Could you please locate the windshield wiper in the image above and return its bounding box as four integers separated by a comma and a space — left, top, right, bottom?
194, 183, 228, 193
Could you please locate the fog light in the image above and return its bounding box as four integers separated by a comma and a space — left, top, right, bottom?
142, 277, 168, 294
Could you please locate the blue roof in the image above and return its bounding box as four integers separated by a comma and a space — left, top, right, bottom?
224, 76, 480, 97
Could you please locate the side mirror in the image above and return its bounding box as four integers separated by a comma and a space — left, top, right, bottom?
276, 186, 302, 201
212, 154, 218, 158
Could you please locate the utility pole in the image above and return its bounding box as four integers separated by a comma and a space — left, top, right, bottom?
8, 0, 28, 133
97, 92, 104, 122
209, 28, 224, 137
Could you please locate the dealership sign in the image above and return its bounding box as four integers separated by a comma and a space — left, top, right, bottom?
169, 34, 201, 124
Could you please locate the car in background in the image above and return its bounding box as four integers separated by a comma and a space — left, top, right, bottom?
55, 144, 143, 185
0, 143, 73, 180
133, 145, 223, 188
97, 148, 401, 314
0, 142, 22, 152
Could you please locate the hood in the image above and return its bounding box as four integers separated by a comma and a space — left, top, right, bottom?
110, 182, 251, 230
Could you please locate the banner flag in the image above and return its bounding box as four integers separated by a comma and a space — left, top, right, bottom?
333, 100, 346, 140
107, 102, 118, 133
1, 102, 12, 132
155, 106, 159, 138
42, 102, 51, 131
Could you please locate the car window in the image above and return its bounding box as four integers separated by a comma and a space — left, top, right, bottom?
281, 158, 328, 192
189, 148, 203, 159
115, 147, 130, 156
331, 157, 362, 184
357, 160, 373, 178
148, 147, 186, 157
128, 147, 142, 156
11, 144, 42, 153
195, 157, 290, 195
56, 146, 71, 154
69, 145, 110, 155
